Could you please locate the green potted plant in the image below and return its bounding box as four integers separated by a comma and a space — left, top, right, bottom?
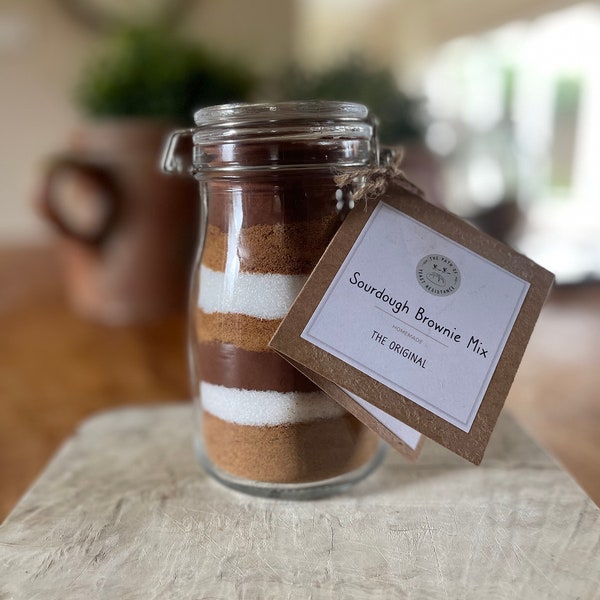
39, 28, 256, 324
276, 59, 441, 205
278, 59, 424, 145
76, 26, 254, 123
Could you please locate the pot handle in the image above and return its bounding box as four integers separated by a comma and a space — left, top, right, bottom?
161, 128, 195, 175
36, 155, 120, 245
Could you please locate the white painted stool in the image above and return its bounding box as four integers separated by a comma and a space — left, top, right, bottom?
1, 405, 598, 599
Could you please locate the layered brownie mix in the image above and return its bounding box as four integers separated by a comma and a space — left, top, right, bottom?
195, 175, 378, 483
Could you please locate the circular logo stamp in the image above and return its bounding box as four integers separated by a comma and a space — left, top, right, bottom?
416, 254, 461, 296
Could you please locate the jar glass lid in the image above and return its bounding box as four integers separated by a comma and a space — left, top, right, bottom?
160, 101, 378, 175
193, 101, 370, 128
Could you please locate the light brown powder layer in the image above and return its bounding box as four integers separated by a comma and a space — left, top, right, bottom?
203, 411, 380, 484
195, 308, 279, 353
201, 216, 340, 274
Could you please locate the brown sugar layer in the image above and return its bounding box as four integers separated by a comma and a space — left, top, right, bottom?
205, 175, 345, 230
195, 308, 279, 353
195, 341, 319, 393
201, 217, 340, 274
203, 411, 380, 484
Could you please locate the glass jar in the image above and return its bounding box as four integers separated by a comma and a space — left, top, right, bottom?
163, 101, 385, 498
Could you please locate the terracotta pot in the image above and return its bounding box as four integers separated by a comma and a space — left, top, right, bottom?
38, 120, 199, 325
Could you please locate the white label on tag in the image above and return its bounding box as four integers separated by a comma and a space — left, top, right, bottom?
341, 387, 422, 450
302, 202, 529, 433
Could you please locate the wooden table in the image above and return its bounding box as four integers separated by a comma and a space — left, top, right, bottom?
0, 405, 598, 598
0, 245, 189, 520
1, 243, 600, 521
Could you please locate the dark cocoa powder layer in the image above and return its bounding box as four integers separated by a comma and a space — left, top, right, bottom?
205, 175, 346, 230
195, 340, 318, 393
201, 217, 339, 274
199, 139, 370, 174
195, 308, 279, 352
203, 411, 380, 484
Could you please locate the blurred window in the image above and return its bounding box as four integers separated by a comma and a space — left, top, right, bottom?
422, 3, 600, 284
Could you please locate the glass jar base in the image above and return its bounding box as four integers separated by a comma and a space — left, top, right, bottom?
194, 438, 387, 500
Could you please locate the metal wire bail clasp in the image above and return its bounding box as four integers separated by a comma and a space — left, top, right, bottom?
161, 128, 195, 175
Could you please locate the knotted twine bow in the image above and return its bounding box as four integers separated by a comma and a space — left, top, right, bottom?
334, 148, 426, 207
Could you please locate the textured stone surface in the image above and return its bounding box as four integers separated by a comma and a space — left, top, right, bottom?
0, 405, 598, 599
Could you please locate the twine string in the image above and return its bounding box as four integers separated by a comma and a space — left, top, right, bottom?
334, 147, 425, 205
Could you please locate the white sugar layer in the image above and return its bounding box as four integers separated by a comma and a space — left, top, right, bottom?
198, 265, 307, 319
200, 381, 346, 426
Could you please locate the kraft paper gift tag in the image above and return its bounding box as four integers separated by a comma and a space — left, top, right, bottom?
271, 174, 554, 465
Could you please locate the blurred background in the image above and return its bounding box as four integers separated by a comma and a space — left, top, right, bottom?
2, 0, 600, 282
2, 0, 600, 518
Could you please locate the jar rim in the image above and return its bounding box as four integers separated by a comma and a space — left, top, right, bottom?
193, 101, 370, 128
159, 101, 378, 176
